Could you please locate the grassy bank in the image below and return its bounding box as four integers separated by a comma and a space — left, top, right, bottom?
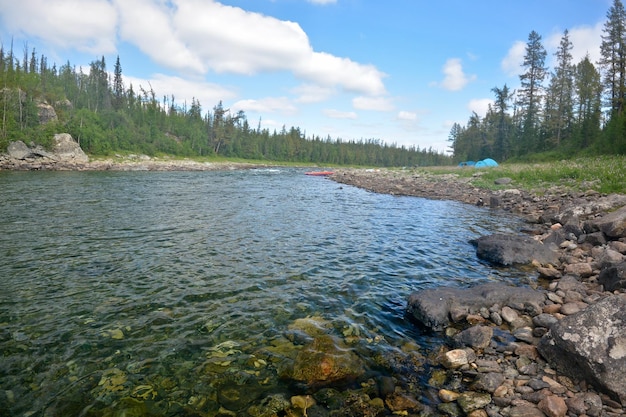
414, 156, 625, 195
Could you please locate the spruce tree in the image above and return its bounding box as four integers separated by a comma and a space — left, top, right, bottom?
112, 56, 124, 111
517, 30, 548, 154
599, 0, 626, 116
544, 30, 574, 147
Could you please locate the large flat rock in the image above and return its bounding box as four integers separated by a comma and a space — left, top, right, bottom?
471, 233, 559, 266
407, 282, 546, 331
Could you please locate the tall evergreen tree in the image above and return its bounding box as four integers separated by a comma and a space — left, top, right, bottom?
544, 29, 574, 147
573, 55, 603, 149
517, 30, 548, 153
491, 84, 514, 160
599, 0, 626, 116
112, 55, 124, 111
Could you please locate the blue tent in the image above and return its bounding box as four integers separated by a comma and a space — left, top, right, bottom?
474, 158, 498, 168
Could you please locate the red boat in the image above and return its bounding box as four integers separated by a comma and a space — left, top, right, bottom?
305, 171, 334, 176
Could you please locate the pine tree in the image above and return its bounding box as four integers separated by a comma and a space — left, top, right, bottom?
517, 30, 548, 154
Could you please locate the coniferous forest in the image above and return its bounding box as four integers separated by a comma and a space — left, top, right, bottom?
448, 0, 626, 163
0, 47, 448, 167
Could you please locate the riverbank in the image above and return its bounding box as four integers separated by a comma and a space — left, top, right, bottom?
331, 167, 626, 417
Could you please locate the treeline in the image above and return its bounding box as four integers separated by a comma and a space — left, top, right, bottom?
449, 0, 626, 163
0, 44, 449, 167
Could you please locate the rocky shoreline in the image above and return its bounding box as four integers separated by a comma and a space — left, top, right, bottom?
330, 168, 626, 417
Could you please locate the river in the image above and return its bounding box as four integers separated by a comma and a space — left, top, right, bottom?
0, 169, 527, 416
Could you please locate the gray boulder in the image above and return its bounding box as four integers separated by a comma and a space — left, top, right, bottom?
537, 295, 626, 405
599, 261, 626, 292
7, 140, 32, 160
471, 233, 559, 266
586, 205, 626, 239
407, 282, 545, 331
52, 133, 89, 163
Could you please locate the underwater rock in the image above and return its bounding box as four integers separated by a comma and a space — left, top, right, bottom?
290, 334, 365, 386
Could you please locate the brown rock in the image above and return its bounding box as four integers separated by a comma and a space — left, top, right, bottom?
384, 392, 421, 412
538, 266, 562, 280
439, 389, 460, 403
559, 301, 587, 315
564, 262, 593, 278
538, 395, 568, 417
441, 349, 469, 369
509, 405, 547, 417
543, 304, 561, 314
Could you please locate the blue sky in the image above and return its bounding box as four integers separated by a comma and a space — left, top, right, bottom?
0, 0, 610, 152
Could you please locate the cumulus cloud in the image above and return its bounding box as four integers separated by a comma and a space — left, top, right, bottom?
1, 0, 387, 96
352, 96, 394, 111
397, 111, 417, 121
114, 0, 205, 74
323, 109, 358, 119
501, 40, 527, 77
546, 22, 603, 66
291, 84, 336, 103
0, 0, 117, 53
468, 98, 493, 117
439, 58, 476, 91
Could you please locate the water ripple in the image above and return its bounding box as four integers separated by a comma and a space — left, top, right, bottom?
0, 169, 527, 415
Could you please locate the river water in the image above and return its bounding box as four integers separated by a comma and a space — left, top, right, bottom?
0, 169, 527, 416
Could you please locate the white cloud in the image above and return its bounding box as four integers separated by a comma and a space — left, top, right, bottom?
0, 0, 117, 53
501, 40, 526, 77
307, 0, 337, 4
323, 109, 358, 119
546, 22, 603, 67
291, 84, 336, 103
114, 0, 206, 74
172, 0, 386, 95
439, 58, 476, 91
352, 96, 394, 111
397, 111, 417, 121
0, 0, 387, 96
232, 97, 298, 115
297, 51, 387, 96
468, 98, 493, 117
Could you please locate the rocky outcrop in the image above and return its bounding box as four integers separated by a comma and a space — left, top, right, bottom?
1, 135, 88, 169
471, 233, 559, 266
538, 295, 626, 405
37, 102, 58, 124
406, 282, 546, 331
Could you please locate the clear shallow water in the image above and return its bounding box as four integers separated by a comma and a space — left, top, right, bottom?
0, 169, 526, 415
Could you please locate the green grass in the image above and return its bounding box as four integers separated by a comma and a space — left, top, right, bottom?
410, 156, 626, 195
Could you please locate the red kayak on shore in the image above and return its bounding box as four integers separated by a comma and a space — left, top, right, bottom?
305, 171, 334, 176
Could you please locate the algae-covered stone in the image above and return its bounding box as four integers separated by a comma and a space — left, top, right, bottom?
457, 391, 492, 414
290, 334, 364, 385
